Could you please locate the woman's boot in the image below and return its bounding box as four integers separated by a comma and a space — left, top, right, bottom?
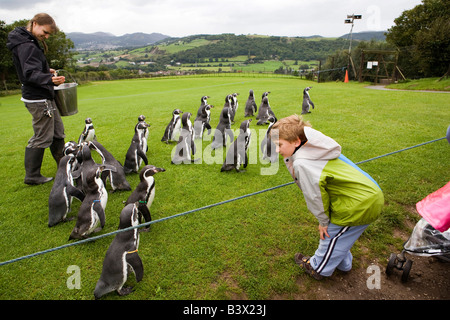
24, 147, 53, 185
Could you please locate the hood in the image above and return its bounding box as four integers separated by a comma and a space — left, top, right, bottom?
292, 127, 341, 161
6, 27, 35, 51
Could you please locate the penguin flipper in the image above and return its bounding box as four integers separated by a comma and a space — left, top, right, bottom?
137, 149, 148, 165
138, 202, 152, 223
93, 201, 106, 228
260, 136, 267, 154
67, 185, 85, 201
126, 252, 144, 282
205, 123, 212, 135
191, 138, 196, 155
226, 129, 234, 144
72, 167, 81, 180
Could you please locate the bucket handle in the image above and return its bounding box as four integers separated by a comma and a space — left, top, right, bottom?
55, 69, 77, 84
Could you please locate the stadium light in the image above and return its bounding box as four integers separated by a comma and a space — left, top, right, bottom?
344, 14, 362, 80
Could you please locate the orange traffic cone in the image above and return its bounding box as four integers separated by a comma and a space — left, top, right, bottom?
344, 70, 349, 83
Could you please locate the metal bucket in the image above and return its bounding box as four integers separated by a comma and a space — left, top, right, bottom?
54, 70, 78, 116
54, 82, 78, 116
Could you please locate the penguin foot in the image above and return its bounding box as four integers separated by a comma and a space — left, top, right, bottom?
117, 286, 135, 296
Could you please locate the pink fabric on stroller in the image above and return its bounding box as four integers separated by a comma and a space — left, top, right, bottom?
416, 181, 450, 232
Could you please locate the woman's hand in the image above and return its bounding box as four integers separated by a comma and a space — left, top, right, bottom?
52, 75, 65, 86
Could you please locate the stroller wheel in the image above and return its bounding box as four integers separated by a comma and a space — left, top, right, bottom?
386, 253, 397, 276
401, 259, 413, 283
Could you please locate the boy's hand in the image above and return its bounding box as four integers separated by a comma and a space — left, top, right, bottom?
318, 225, 330, 240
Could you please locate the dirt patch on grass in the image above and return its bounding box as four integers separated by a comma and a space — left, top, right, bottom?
273, 244, 449, 300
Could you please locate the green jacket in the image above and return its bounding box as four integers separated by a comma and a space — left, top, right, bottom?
285, 127, 384, 227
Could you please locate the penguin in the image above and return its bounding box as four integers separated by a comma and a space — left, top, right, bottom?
210, 107, 234, 150
260, 115, 278, 163
125, 165, 166, 231
63, 141, 79, 156
230, 92, 239, 123
256, 91, 270, 120
48, 153, 85, 227
244, 89, 257, 117
137, 115, 150, 154
256, 96, 275, 125
124, 117, 150, 174
171, 112, 199, 164
69, 143, 116, 240
94, 202, 144, 299
89, 140, 131, 192
63, 141, 83, 189
195, 95, 210, 119
221, 119, 252, 172
222, 94, 235, 124
78, 117, 97, 144
194, 104, 213, 139
301, 86, 315, 114
161, 109, 183, 143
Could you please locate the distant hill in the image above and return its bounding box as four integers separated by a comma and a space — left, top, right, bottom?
339, 31, 386, 41
67, 32, 171, 50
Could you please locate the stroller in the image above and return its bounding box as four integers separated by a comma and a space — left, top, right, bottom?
386, 182, 450, 282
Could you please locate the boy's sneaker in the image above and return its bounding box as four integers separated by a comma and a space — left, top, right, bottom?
294, 253, 323, 280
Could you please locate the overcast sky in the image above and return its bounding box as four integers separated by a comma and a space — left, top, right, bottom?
1, 0, 423, 37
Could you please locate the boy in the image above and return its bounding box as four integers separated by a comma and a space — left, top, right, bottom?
270, 115, 384, 279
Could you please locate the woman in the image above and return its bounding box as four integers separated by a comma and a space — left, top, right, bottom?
7, 13, 66, 185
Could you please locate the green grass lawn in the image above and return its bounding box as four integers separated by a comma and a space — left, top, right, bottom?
0, 76, 448, 300
386, 77, 450, 92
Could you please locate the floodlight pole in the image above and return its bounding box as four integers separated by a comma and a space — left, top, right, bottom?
344, 14, 361, 80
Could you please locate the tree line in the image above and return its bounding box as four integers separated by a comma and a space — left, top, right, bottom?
167, 34, 348, 63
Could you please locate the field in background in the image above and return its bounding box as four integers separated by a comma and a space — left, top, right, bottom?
0, 76, 448, 300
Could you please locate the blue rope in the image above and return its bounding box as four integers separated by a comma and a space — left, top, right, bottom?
0, 137, 445, 267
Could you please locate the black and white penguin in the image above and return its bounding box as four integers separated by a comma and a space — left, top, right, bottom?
171, 112, 198, 164
244, 89, 257, 117
161, 109, 183, 143
195, 95, 210, 119
260, 115, 278, 163
89, 140, 131, 192
301, 86, 315, 114
137, 115, 150, 154
256, 91, 270, 120
48, 153, 85, 227
69, 143, 116, 240
125, 165, 166, 231
123, 117, 150, 174
194, 104, 213, 139
210, 107, 234, 150
221, 119, 252, 172
223, 94, 235, 124
78, 117, 97, 144
63, 141, 79, 156
230, 92, 239, 123
94, 202, 144, 299
256, 96, 275, 125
